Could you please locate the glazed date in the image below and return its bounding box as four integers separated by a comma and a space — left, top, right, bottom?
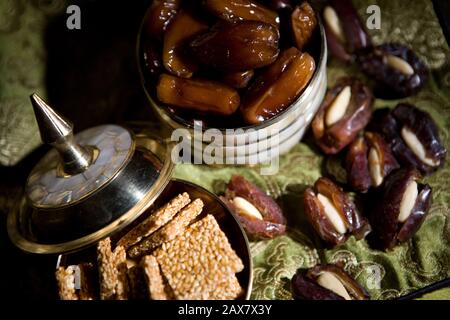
222, 70, 255, 89
370, 168, 432, 250
189, 21, 280, 71
260, 0, 293, 11
358, 43, 428, 98
303, 177, 371, 246
323, 0, 371, 62
312, 77, 373, 154
223, 175, 286, 239
374, 104, 446, 175
205, 0, 279, 27
292, 265, 369, 300
346, 132, 399, 193
240, 47, 315, 124
144, 0, 181, 40
291, 2, 317, 51
162, 11, 208, 78
156, 74, 240, 115
142, 40, 163, 79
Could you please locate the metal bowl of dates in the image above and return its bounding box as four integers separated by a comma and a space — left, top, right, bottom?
137, 0, 327, 165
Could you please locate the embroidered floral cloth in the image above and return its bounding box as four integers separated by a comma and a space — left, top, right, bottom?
0, 0, 449, 299
174, 0, 450, 299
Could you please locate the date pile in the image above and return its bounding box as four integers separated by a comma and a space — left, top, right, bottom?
293, 99, 446, 301
141, 0, 319, 126
290, 0, 447, 300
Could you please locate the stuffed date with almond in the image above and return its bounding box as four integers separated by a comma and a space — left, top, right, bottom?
370, 168, 432, 250
358, 43, 428, 98
322, 0, 371, 62
222, 175, 286, 239
303, 177, 371, 246
346, 132, 399, 193
292, 264, 370, 300
312, 77, 373, 154
371, 104, 446, 175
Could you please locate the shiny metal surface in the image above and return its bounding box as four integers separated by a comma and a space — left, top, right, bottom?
27, 125, 134, 208
30, 93, 94, 175
29, 147, 159, 243
8, 125, 175, 254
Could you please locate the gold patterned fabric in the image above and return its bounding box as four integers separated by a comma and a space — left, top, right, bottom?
0, 0, 449, 299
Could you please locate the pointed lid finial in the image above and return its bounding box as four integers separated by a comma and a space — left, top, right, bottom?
30, 93, 93, 175
30, 93, 73, 145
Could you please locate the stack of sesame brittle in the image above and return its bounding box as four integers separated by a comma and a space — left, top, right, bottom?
154, 214, 244, 300
55, 193, 244, 300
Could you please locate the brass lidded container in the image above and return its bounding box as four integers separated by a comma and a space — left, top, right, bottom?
7, 94, 252, 298
6, 96, 252, 293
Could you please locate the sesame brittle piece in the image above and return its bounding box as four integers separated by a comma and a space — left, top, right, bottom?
154, 214, 244, 300
141, 255, 169, 300
97, 238, 129, 300
128, 198, 204, 259
210, 275, 244, 300
118, 193, 191, 249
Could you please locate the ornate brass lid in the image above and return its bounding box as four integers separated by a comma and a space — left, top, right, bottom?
7, 94, 174, 254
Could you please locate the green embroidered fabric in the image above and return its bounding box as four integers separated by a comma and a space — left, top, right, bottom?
0, 0, 449, 299
174, 1, 450, 300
